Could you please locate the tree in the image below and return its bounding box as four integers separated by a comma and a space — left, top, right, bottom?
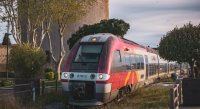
0, 0, 21, 44
0, 0, 50, 46
9, 44, 46, 79
46, 0, 96, 80
2, 33, 11, 45
1, 0, 97, 80
159, 23, 200, 78
67, 19, 130, 49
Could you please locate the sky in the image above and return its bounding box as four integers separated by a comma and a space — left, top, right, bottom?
109, 0, 200, 47
1, 1, 200, 46
0, 21, 7, 43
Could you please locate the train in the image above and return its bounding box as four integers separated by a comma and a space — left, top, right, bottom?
61, 33, 182, 106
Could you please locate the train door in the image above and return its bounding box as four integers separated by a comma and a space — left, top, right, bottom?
110, 50, 123, 90
124, 53, 131, 86
144, 55, 149, 80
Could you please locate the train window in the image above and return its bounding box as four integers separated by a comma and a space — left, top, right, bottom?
74, 45, 102, 63
111, 50, 125, 73
135, 55, 140, 69
130, 55, 136, 69
125, 54, 131, 70
149, 64, 157, 76
159, 63, 167, 72
139, 55, 144, 69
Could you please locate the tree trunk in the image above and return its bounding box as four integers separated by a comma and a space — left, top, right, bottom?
56, 55, 64, 80
189, 61, 195, 78
56, 33, 65, 80
47, 32, 57, 63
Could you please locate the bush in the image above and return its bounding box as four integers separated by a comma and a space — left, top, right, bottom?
9, 44, 46, 79
1, 80, 14, 86
45, 72, 54, 80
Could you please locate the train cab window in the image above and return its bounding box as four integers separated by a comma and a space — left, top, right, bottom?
71, 44, 103, 72
74, 45, 102, 63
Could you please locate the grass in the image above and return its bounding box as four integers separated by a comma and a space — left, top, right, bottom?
0, 92, 68, 109
0, 95, 37, 109
36, 92, 68, 108
111, 85, 170, 109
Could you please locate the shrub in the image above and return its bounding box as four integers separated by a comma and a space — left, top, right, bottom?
9, 44, 46, 79
1, 80, 14, 86
45, 72, 54, 80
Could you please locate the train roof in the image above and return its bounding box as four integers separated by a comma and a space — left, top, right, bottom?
80, 33, 114, 43
121, 38, 146, 49
80, 33, 157, 54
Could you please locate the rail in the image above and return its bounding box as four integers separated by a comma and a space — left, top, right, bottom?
170, 80, 182, 109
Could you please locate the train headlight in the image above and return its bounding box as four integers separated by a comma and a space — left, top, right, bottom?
90, 74, 95, 79
99, 74, 103, 79
70, 73, 74, 78
64, 73, 68, 78
91, 37, 97, 42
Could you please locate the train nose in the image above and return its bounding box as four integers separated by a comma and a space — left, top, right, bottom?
78, 87, 82, 91
78, 87, 85, 97
72, 86, 85, 97
70, 81, 95, 100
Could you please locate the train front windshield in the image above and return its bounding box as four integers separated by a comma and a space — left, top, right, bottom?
74, 45, 102, 62
71, 44, 103, 72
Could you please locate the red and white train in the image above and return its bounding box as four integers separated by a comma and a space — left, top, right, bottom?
61, 33, 179, 106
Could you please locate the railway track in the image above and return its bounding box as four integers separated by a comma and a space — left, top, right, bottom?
66, 81, 170, 109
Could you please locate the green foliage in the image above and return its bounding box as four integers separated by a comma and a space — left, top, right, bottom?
1, 80, 14, 87
45, 72, 54, 80
67, 19, 130, 49
9, 44, 46, 79
159, 23, 200, 77
159, 23, 200, 63
18, 0, 93, 28
45, 68, 54, 80
2, 33, 11, 45
50, 0, 93, 24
